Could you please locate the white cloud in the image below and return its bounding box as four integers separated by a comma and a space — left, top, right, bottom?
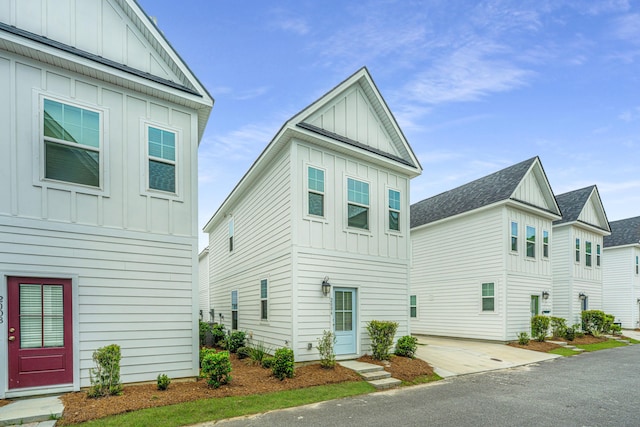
232, 86, 270, 101
269, 8, 310, 35
612, 13, 640, 43
619, 106, 640, 122
199, 122, 278, 163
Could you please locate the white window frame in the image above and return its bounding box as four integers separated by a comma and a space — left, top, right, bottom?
510, 221, 518, 253
543, 230, 549, 259
228, 218, 234, 253
260, 278, 268, 321
231, 290, 238, 330
481, 282, 495, 313
35, 93, 110, 196
585, 241, 592, 267
526, 226, 536, 259
306, 165, 326, 219
409, 295, 417, 318
345, 176, 371, 232
575, 238, 581, 263
140, 121, 182, 201
387, 187, 401, 233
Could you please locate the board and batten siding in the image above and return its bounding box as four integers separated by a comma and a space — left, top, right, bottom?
551, 226, 572, 322
410, 206, 506, 340
603, 246, 640, 328
505, 207, 554, 277
294, 249, 409, 361
0, 216, 197, 387
198, 249, 210, 321
208, 148, 293, 350
295, 141, 410, 260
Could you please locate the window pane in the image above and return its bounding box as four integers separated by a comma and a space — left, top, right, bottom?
308, 167, 324, 192
344, 312, 353, 331
335, 312, 344, 331
335, 292, 344, 310
261, 280, 268, 299
482, 283, 494, 297
410, 307, 417, 318
261, 300, 267, 320
148, 127, 175, 161
20, 284, 42, 349
347, 178, 369, 205
389, 190, 400, 210
46, 142, 99, 187
43, 316, 64, 347
309, 192, 324, 216
410, 295, 417, 306
149, 160, 175, 192
44, 100, 99, 148
482, 297, 495, 311
389, 210, 399, 231
231, 291, 238, 310
511, 222, 518, 236
348, 204, 369, 229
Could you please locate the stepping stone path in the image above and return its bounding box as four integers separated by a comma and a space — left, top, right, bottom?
339, 360, 401, 390
546, 340, 585, 352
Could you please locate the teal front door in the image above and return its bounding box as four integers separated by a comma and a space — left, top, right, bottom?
334, 288, 356, 355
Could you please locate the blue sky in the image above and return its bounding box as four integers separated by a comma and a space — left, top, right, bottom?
138, 0, 640, 250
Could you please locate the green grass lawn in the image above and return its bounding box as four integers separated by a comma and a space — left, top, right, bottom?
70, 382, 375, 427
625, 337, 640, 344
575, 339, 629, 352
401, 373, 442, 386
548, 347, 579, 357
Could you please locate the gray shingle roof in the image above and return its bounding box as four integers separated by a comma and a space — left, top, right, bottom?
604, 216, 640, 248
410, 157, 542, 228
553, 186, 596, 225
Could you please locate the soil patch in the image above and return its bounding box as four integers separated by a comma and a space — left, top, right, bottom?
56, 352, 433, 425
357, 355, 435, 382
0, 399, 11, 408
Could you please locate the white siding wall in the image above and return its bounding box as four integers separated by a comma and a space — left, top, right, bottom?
603, 246, 640, 328
505, 274, 553, 339
198, 250, 210, 321
208, 149, 293, 352
506, 207, 554, 277
552, 226, 572, 322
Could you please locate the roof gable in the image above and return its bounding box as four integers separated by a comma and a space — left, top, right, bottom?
604, 216, 640, 248
554, 186, 610, 233
411, 156, 560, 228
289, 67, 421, 171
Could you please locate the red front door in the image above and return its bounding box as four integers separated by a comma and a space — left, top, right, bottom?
7, 277, 73, 389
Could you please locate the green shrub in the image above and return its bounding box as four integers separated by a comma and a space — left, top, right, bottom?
236, 346, 251, 360
272, 347, 294, 380
582, 310, 617, 335
395, 335, 418, 358
199, 320, 211, 347
550, 317, 567, 338
262, 356, 275, 369
157, 374, 171, 391
88, 344, 123, 398
611, 322, 622, 336
224, 331, 246, 353
211, 324, 226, 347
199, 347, 216, 368
201, 350, 232, 388
247, 341, 272, 366
317, 330, 336, 369
531, 315, 550, 342
366, 320, 398, 360
564, 327, 576, 341
571, 324, 585, 338
517, 332, 530, 345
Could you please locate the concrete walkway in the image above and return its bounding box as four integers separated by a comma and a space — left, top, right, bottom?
0, 396, 63, 427
623, 329, 640, 340
414, 335, 561, 378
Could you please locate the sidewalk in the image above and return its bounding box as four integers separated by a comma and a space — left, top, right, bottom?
414, 335, 561, 378
0, 396, 62, 427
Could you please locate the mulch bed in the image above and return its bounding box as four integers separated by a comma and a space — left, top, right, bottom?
508, 335, 609, 352
357, 354, 435, 381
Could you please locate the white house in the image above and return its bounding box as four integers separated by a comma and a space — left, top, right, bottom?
199, 247, 210, 322
410, 157, 562, 341
603, 216, 640, 329
552, 186, 610, 326
0, 0, 213, 398
203, 68, 422, 361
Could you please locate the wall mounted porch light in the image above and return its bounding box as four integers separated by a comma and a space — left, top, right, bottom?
578, 292, 587, 300
322, 276, 331, 296
542, 290, 550, 300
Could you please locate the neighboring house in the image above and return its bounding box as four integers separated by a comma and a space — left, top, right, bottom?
603, 216, 640, 329
410, 157, 562, 341
0, 0, 213, 398
204, 68, 422, 361
552, 186, 611, 326
199, 247, 210, 322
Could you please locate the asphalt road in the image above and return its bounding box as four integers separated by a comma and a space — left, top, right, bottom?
210, 345, 640, 427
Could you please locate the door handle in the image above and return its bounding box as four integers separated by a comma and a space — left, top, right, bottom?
8, 336, 15, 342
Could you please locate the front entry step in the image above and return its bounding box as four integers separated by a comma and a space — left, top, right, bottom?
339, 360, 401, 390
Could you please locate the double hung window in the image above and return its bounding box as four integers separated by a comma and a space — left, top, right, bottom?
388, 189, 400, 231
260, 279, 268, 321
482, 283, 495, 312
510, 222, 518, 252
308, 167, 325, 217
585, 241, 592, 267
526, 226, 536, 258
347, 178, 369, 230
147, 126, 176, 193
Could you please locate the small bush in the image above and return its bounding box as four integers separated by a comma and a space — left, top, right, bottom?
262, 356, 275, 369
236, 346, 251, 360
550, 317, 567, 338
611, 323, 622, 336
225, 331, 246, 353
571, 324, 585, 338
531, 315, 550, 342
317, 330, 336, 369
211, 324, 226, 347
201, 350, 232, 388
272, 347, 294, 380
564, 327, 576, 341
395, 335, 418, 358
517, 332, 530, 345
199, 347, 216, 368
366, 320, 398, 360
582, 310, 613, 335
199, 321, 211, 347
88, 344, 123, 398
157, 374, 171, 391
247, 341, 272, 366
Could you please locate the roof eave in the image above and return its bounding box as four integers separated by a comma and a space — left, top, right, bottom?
553, 220, 612, 235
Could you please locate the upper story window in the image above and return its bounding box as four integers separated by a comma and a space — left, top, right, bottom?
388, 189, 401, 232
43, 98, 101, 188
347, 178, 369, 230
526, 226, 536, 258
585, 241, 592, 267
228, 219, 234, 252
231, 290, 238, 330
260, 279, 268, 321
596, 244, 601, 267
147, 126, 176, 193
636, 255, 639, 275
575, 238, 581, 263
410, 295, 417, 318
543, 230, 549, 258
510, 222, 518, 252
308, 167, 325, 217
482, 282, 495, 312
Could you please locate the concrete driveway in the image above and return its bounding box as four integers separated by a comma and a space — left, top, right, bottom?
414, 335, 560, 378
